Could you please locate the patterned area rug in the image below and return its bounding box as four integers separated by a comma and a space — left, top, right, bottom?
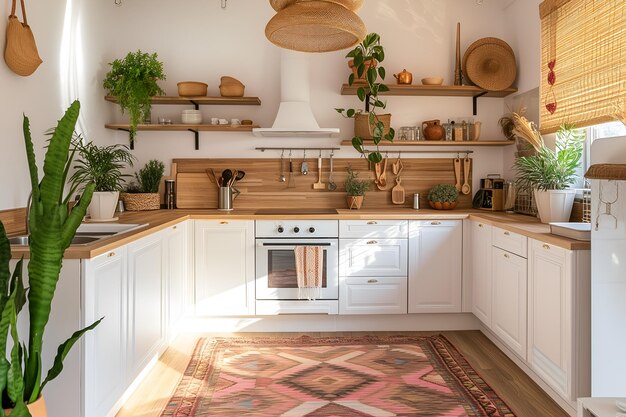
161, 335, 516, 417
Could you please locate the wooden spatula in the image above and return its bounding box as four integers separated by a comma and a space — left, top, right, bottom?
312, 154, 325, 190
454, 158, 462, 192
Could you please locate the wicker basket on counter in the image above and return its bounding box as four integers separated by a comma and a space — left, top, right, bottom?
121, 193, 160, 211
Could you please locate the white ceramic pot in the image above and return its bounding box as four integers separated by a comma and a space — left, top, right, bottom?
89, 191, 119, 221
533, 189, 576, 224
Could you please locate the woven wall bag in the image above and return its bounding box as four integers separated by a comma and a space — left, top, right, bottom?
4, 0, 43, 76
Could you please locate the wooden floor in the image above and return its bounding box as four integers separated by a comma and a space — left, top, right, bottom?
116, 330, 569, 417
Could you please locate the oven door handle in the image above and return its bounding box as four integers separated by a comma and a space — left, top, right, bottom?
257, 242, 336, 247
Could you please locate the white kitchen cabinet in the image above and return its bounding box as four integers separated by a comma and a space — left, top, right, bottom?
492, 226, 527, 257
492, 246, 527, 360
127, 232, 165, 382
195, 220, 255, 316
340, 277, 407, 315
164, 221, 190, 339
340, 220, 408, 239
340, 238, 408, 277
471, 221, 493, 326
408, 220, 462, 313
83, 249, 128, 417
528, 239, 591, 401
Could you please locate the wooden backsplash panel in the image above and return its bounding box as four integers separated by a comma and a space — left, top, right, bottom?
174, 158, 472, 210
0, 208, 26, 235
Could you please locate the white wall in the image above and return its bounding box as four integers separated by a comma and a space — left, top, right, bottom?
1, 0, 544, 210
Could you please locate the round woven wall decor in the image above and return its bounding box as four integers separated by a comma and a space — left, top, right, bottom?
265, 1, 366, 52
462, 37, 516, 91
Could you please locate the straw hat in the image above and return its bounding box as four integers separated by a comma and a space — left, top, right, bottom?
463, 37, 516, 91
265, 1, 366, 52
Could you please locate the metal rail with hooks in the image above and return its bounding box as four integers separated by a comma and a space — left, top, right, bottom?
256, 147, 341, 152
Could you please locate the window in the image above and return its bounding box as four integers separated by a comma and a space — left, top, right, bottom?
583, 121, 626, 171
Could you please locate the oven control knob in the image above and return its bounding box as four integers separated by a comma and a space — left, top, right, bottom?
309, 227, 315, 233
277, 226, 284, 233
293, 227, 300, 233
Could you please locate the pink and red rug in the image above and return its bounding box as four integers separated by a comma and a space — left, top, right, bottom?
161, 335, 516, 417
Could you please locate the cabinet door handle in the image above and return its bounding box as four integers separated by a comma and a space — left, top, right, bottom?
543, 244, 550, 250
367, 279, 378, 283
173, 225, 177, 230
431, 221, 441, 226
478, 223, 484, 228
220, 221, 229, 225
504, 231, 510, 236
504, 253, 509, 258
107, 252, 116, 258
366, 240, 378, 245
367, 221, 378, 225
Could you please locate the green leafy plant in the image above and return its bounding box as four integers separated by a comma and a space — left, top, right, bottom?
514, 123, 585, 191
127, 160, 165, 193
0, 101, 102, 415
102, 50, 166, 144
70, 142, 135, 192
344, 166, 370, 196
428, 184, 459, 203
336, 33, 394, 164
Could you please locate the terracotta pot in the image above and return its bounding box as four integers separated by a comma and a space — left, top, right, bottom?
428, 200, 458, 210
354, 113, 391, 140
348, 59, 377, 83
422, 120, 446, 141
4, 396, 47, 416
347, 195, 364, 209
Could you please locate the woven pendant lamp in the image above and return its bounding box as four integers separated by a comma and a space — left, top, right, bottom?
265, 0, 367, 53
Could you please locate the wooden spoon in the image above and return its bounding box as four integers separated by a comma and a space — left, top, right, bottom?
377, 156, 388, 190
462, 157, 472, 195
454, 158, 462, 192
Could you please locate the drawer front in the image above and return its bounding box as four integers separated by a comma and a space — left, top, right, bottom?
340, 277, 408, 315
340, 220, 408, 239
340, 239, 408, 277
492, 226, 528, 258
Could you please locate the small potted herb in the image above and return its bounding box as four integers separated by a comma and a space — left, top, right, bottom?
103, 50, 166, 144
122, 159, 165, 211
70, 142, 135, 220
345, 166, 370, 209
428, 184, 459, 210
336, 33, 394, 164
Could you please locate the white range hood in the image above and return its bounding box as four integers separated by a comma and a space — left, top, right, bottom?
253, 51, 340, 138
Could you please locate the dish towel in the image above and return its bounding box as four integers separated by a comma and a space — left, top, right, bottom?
294, 246, 323, 300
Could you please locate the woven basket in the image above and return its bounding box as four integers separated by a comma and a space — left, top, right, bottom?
121, 193, 160, 211
354, 113, 391, 140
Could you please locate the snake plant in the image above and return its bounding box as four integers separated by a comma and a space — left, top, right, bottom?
0, 101, 102, 415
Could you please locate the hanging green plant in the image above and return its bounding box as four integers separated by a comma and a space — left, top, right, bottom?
103, 50, 166, 144
335, 33, 394, 163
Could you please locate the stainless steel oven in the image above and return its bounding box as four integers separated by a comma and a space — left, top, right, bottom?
255, 220, 339, 301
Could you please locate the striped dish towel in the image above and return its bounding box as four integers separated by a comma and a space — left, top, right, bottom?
294, 246, 323, 300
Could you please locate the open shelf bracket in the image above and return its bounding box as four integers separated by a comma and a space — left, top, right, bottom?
472, 91, 488, 115
187, 129, 200, 150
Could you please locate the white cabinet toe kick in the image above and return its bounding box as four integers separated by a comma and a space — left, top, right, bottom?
255, 300, 339, 315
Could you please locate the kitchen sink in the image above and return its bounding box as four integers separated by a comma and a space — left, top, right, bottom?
9, 235, 101, 246
9, 223, 148, 246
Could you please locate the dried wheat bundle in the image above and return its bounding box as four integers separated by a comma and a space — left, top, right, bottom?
512, 113, 543, 151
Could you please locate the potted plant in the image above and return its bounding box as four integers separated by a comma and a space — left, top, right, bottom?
345, 166, 370, 209
514, 123, 584, 223
70, 142, 135, 221
428, 184, 459, 210
121, 159, 165, 211
102, 50, 166, 144
0, 101, 101, 416
336, 33, 394, 164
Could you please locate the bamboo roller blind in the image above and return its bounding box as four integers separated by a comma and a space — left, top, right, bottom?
539, 0, 626, 134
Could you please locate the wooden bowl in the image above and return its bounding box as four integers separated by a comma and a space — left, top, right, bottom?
428, 200, 458, 210
177, 81, 208, 97
421, 77, 444, 86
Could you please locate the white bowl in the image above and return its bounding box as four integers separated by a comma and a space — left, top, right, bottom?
182, 114, 202, 124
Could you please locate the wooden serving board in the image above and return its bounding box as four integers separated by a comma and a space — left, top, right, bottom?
174, 158, 472, 210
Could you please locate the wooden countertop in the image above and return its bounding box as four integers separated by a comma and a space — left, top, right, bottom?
9, 209, 590, 259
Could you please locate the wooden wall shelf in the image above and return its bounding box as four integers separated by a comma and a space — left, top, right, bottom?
340, 140, 515, 147
105, 124, 259, 150
340, 84, 517, 115
105, 95, 261, 107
